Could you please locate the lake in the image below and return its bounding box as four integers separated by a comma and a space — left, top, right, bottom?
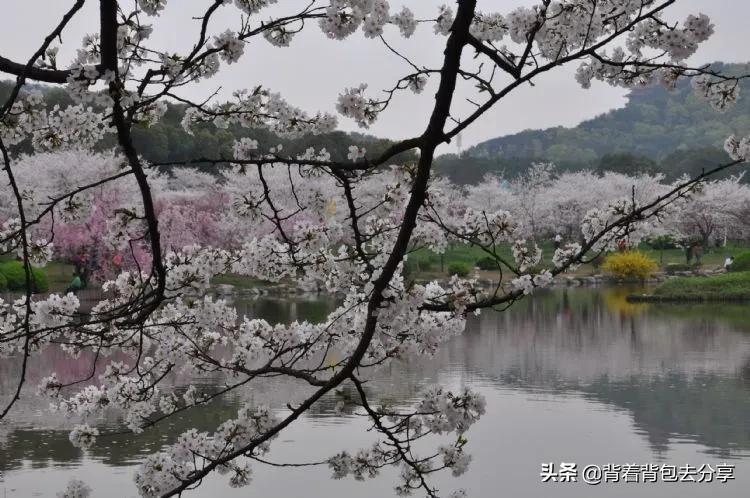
1, 286, 749, 497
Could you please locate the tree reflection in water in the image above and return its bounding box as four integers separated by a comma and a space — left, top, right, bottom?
1, 288, 749, 484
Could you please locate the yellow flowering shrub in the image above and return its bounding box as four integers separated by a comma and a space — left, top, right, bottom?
602, 251, 658, 280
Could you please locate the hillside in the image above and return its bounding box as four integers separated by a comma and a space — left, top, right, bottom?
437, 62, 750, 184
0, 81, 415, 168
4, 62, 749, 184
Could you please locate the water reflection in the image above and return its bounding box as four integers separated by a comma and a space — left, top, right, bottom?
1, 287, 749, 497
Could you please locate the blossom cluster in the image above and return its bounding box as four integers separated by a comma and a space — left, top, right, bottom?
214, 30, 245, 64
511, 239, 542, 272
336, 84, 382, 129
510, 270, 553, 295
328, 386, 485, 494
57, 479, 92, 498
0, 91, 108, 151
134, 404, 277, 496
182, 89, 337, 138
319, 1, 416, 40
692, 76, 741, 113
724, 135, 750, 162
553, 243, 583, 271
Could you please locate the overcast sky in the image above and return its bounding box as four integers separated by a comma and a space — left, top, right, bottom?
2, 1, 749, 153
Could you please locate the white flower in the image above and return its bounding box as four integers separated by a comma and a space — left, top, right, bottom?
692, 76, 739, 113
407, 74, 427, 94
214, 30, 244, 64
159, 393, 179, 414
336, 84, 381, 128
264, 25, 295, 47
510, 274, 534, 295
553, 243, 582, 270
435, 5, 454, 35
511, 239, 542, 272
439, 445, 472, 476
724, 134, 750, 162
391, 7, 417, 38
38, 373, 63, 398
362, 0, 390, 39
227, 462, 253, 487
22, 239, 54, 267
533, 270, 554, 288
233, 137, 259, 160
233, 0, 277, 16
183, 385, 198, 405
137, 0, 167, 16
69, 424, 99, 449
470, 12, 507, 42
347, 145, 366, 162
507, 7, 537, 43
57, 479, 91, 498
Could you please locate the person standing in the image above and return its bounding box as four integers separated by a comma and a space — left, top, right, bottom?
693, 244, 704, 265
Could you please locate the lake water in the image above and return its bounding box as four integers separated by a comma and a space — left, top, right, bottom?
1, 286, 749, 497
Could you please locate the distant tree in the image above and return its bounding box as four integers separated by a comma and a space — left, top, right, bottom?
598, 153, 660, 176
659, 147, 737, 182
668, 176, 750, 247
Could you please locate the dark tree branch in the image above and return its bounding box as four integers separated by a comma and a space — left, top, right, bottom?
0, 55, 78, 83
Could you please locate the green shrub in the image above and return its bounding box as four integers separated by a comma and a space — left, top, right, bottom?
0, 261, 50, 293
602, 251, 658, 280
447, 262, 472, 277
645, 234, 679, 250
0, 272, 6, 292
729, 252, 750, 272
475, 256, 497, 271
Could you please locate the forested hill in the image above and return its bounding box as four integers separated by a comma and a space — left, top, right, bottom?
436, 62, 750, 184
0, 81, 414, 167
4, 62, 749, 183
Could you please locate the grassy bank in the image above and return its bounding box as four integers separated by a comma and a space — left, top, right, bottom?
2, 241, 747, 294
406, 242, 749, 280
631, 271, 750, 302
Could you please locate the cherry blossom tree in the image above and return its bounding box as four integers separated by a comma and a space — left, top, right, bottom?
463, 168, 679, 245
540, 170, 672, 242
1, 1, 750, 497
666, 173, 750, 247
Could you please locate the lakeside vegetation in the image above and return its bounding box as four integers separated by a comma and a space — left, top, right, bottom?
405, 242, 747, 281
646, 271, 750, 301
5, 241, 746, 299
10, 241, 744, 295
